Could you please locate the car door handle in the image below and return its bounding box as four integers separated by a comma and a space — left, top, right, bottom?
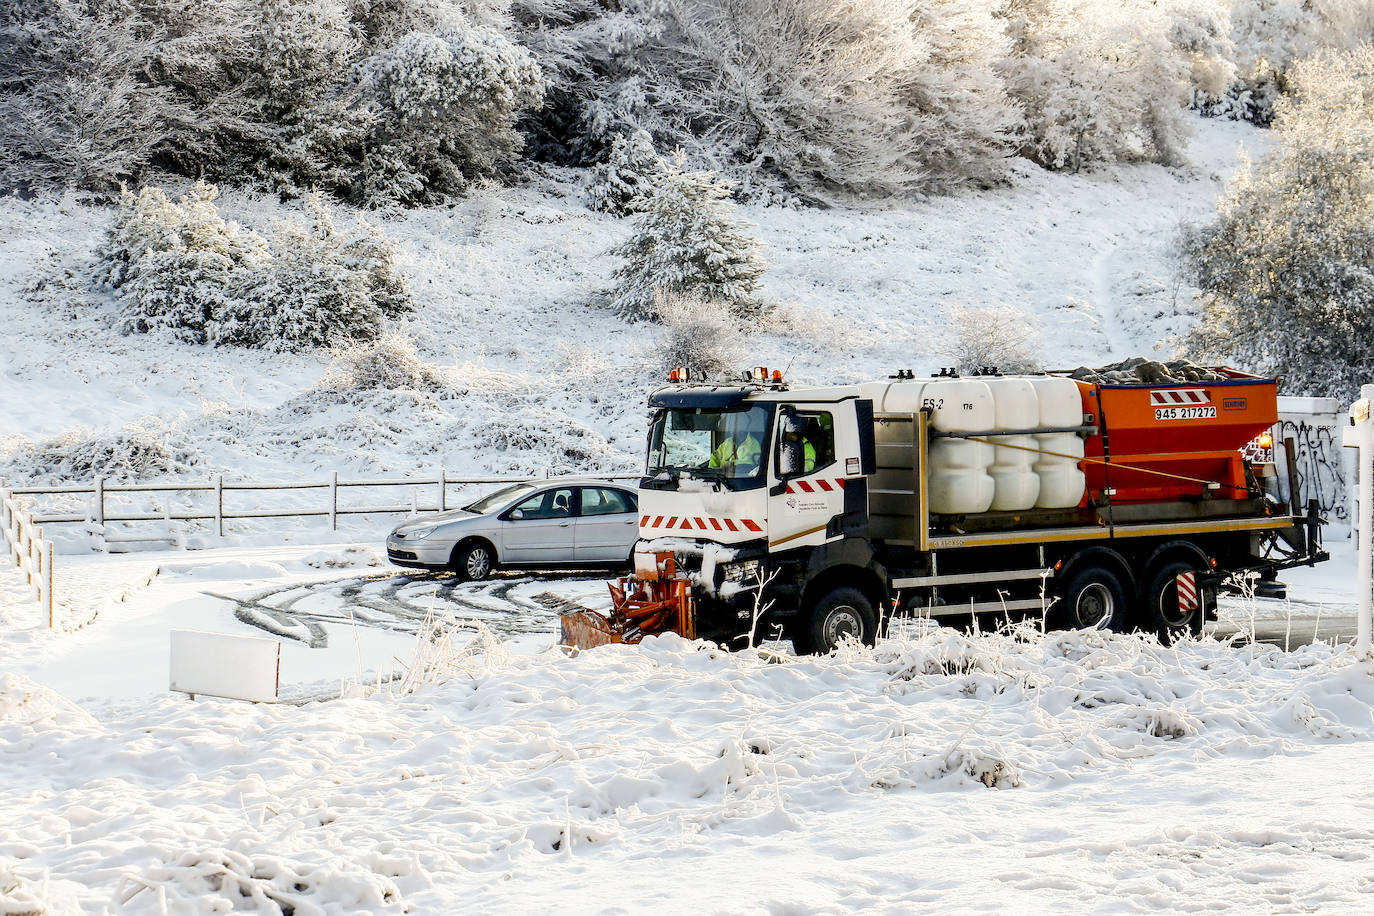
559, 522, 571, 527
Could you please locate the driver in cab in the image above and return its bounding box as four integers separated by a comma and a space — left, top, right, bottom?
709, 433, 762, 475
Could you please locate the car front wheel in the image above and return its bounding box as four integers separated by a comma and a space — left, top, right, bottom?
454, 541, 495, 582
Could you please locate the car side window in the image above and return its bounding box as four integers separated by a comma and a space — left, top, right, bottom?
582, 487, 634, 516
511, 487, 577, 519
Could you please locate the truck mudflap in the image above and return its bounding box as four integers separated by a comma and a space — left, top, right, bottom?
558, 552, 697, 651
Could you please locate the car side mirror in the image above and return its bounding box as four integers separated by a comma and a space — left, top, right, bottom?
509, 508, 525, 520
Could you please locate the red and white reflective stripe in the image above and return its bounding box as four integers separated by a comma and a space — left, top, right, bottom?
1176, 571, 1199, 612
1150, 389, 1210, 406
786, 478, 847, 495
640, 515, 762, 533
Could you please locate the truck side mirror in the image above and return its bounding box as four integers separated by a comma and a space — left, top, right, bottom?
778, 415, 806, 478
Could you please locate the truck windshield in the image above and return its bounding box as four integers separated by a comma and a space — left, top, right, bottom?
647, 403, 774, 483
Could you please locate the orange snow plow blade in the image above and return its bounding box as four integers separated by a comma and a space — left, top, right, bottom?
558, 552, 696, 651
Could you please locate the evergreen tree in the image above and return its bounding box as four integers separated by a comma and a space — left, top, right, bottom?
587, 129, 664, 216
611, 153, 765, 321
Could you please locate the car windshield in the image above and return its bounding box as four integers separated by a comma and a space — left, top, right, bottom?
465, 482, 538, 514
647, 403, 773, 483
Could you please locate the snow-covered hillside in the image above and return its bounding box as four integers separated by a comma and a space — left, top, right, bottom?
0, 119, 1271, 486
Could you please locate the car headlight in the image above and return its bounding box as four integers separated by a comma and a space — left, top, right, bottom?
722, 560, 761, 582
403, 525, 438, 540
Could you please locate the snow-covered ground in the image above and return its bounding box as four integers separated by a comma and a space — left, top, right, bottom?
6, 118, 1374, 914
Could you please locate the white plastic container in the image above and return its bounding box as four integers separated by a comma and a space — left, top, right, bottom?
927, 438, 995, 515
1029, 377, 1087, 509
983, 378, 1040, 511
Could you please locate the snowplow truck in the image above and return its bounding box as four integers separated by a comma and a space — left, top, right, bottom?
558, 366, 1327, 654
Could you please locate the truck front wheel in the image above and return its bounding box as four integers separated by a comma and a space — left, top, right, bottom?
1053, 566, 1128, 632
794, 587, 877, 655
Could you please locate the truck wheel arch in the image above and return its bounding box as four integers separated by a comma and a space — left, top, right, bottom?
801, 564, 888, 631
1055, 546, 1136, 607
1141, 540, 1210, 586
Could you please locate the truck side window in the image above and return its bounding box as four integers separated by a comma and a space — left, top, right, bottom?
780, 411, 836, 475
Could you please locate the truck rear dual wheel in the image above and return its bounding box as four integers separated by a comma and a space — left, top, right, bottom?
1144, 561, 1206, 644
793, 587, 878, 655
1053, 566, 1129, 632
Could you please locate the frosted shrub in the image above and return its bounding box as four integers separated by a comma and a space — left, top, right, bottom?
97, 183, 269, 342
1001, 0, 1199, 171
611, 154, 765, 321
652, 291, 742, 379
359, 22, 546, 204
6, 420, 201, 483
98, 183, 411, 350
319, 334, 452, 392
1183, 47, 1374, 400
587, 129, 664, 216
947, 304, 1044, 374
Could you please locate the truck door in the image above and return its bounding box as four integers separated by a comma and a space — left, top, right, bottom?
767, 402, 858, 552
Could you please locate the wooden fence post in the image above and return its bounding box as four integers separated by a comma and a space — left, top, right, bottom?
95, 476, 105, 528
216, 474, 224, 538
330, 471, 338, 530
43, 538, 53, 629
438, 469, 446, 512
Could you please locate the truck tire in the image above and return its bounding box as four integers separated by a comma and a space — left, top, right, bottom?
453, 541, 495, 582
1052, 566, 1128, 632
794, 587, 877, 655
1144, 560, 1205, 643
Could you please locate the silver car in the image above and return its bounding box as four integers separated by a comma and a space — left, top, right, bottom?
385, 479, 640, 580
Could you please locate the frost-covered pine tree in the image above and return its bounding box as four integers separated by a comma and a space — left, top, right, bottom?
587, 129, 664, 216
1183, 46, 1374, 399
611, 153, 765, 321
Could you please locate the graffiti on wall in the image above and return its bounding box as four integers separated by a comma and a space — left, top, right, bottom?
1275, 418, 1347, 523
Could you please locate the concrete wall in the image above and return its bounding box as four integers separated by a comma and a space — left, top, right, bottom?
1273, 396, 1351, 535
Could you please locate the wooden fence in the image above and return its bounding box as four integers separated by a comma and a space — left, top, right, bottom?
10, 470, 639, 544
1, 478, 55, 626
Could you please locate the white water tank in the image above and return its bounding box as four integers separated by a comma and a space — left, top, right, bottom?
1029, 377, 1087, 509
923, 380, 995, 514
984, 378, 1040, 511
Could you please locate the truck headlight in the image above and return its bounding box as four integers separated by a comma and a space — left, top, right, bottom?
722, 560, 761, 582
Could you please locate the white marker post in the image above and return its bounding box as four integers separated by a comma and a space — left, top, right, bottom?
1343, 385, 1374, 659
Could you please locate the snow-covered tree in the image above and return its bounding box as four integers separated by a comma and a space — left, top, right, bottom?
1220, 0, 1374, 124
587, 129, 665, 216
947, 303, 1044, 374
638, 0, 1020, 201
611, 154, 765, 321
359, 21, 546, 204
1183, 46, 1374, 399
1000, 0, 1196, 170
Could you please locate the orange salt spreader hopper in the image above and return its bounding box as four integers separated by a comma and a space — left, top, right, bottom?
1072, 367, 1278, 504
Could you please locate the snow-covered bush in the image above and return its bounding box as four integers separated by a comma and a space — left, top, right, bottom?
1000, 0, 1196, 170
587, 129, 664, 216
1183, 46, 1374, 399
947, 304, 1044, 374
97, 183, 270, 342
358, 22, 546, 205
611, 154, 765, 321
651, 291, 742, 379
3, 420, 201, 483
476, 409, 619, 472
319, 334, 453, 392
98, 183, 411, 350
